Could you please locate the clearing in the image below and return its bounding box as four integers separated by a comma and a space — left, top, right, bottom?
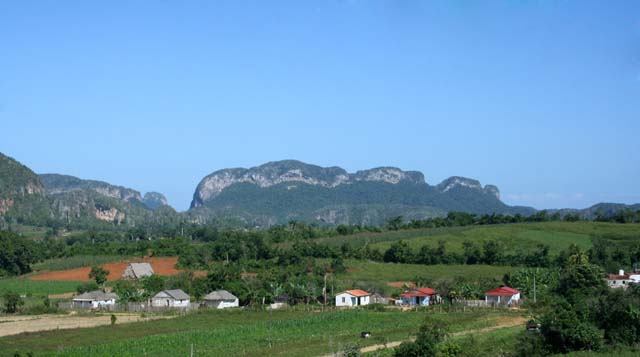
29, 257, 183, 282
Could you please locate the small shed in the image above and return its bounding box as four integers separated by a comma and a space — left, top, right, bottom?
484, 286, 521, 306
370, 293, 389, 305
72, 290, 118, 309
122, 262, 154, 280
203, 290, 239, 309
335, 289, 370, 307
151, 289, 190, 308
400, 287, 438, 306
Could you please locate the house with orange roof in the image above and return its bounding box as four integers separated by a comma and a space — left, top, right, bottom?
335, 289, 371, 307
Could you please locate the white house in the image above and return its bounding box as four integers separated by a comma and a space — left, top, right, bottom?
335, 289, 370, 307
122, 262, 155, 280
151, 289, 190, 308
484, 286, 521, 306
72, 290, 118, 309
607, 270, 640, 289
202, 290, 239, 309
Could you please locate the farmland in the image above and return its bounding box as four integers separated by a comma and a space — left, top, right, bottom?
0, 308, 526, 356
311, 222, 640, 254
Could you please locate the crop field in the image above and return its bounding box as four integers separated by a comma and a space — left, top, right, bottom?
29, 257, 183, 282
0, 278, 82, 297
310, 222, 640, 255
0, 308, 525, 356
32, 255, 134, 272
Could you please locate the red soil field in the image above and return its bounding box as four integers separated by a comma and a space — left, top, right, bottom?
30, 257, 184, 282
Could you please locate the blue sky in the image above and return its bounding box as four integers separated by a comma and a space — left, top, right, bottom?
1, 1, 638, 211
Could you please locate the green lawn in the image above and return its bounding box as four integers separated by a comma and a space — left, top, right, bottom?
32, 255, 133, 271
307, 222, 640, 256
0, 308, 524, 356
367, 223, 596, 254
337, 260, 512, 294
0, 278, 81, 297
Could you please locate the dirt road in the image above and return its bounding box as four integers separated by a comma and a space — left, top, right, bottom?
0, 313, 173, 337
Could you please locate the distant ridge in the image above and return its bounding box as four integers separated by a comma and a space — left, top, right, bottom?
187, 160, 534, 226
1, 152, 638, 229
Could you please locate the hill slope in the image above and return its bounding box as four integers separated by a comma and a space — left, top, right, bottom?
0, 153, 50, 226
39, 173, 177, 228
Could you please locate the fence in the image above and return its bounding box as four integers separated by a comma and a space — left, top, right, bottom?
58, 301, 198, 313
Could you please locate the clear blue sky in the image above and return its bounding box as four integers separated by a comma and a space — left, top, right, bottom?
1, 1, 638, 211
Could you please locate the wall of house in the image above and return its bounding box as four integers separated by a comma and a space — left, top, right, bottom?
205, 299, 239, 309
335, 293, 353, 307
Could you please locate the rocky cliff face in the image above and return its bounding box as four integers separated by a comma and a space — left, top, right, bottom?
0, 153, 49, 222
191, 160, 426, 208
38, 174, 175, 225
188, 160, 522, 226
39, 174, 143, 202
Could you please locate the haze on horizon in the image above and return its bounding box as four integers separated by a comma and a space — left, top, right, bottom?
1, 1, 638, 211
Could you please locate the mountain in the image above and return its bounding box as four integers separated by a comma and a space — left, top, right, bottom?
188, 160, 536, 226
0, 153, 50, 226
0, 151, 177, 229
551, 203, 640, 220
39, 174, 177, 227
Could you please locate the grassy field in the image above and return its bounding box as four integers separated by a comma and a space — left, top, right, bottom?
309, 222, 640, 255
32, 255, 133, 272
0, 277, 82, 297
336, 260, 511, 294
0, 308, 525, 356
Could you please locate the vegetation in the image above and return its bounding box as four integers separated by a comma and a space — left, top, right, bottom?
0, 309, 522, 356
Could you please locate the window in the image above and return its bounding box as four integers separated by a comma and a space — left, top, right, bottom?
342, 297, 345, 303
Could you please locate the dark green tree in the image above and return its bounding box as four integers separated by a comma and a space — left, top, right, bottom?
89, 266, 109, 286
2, 291, 24, 313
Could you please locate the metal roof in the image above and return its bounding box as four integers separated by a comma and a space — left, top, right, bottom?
73, 290, 118, 301
203, 290, 238, 301
128, 262, 154, 278
158, 289, 190, 300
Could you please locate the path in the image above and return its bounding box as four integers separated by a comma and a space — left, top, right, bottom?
321, 316, 528, 356
0, 313, 175, 337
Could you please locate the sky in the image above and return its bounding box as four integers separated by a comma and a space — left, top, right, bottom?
1, 1, 639, 211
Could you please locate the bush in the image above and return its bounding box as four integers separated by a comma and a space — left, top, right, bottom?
76, 281, 99, 294
515, 331, 549, 357
2, 291, 24, 313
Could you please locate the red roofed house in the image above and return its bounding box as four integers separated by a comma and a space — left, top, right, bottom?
400, 287, 438, 306
607, 269, 640, 289
484, 286, 521, 306
335, 289, 371, 307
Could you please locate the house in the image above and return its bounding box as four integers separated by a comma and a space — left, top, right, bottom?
202, 290, 239, 309
72, 290, 118, 309
151, 289, 190, 308
400, 288, 438, 306
335, 290, 371, 307
485, 286, 521, 306
371, 293, 389, 305
122, 262, 154, 280
607, 269, 640, 289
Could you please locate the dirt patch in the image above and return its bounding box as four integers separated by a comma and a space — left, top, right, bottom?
386, 281, 416, 289
0, 313, 175, 337
47, 293, 74, 299
30, 257, 183, 282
